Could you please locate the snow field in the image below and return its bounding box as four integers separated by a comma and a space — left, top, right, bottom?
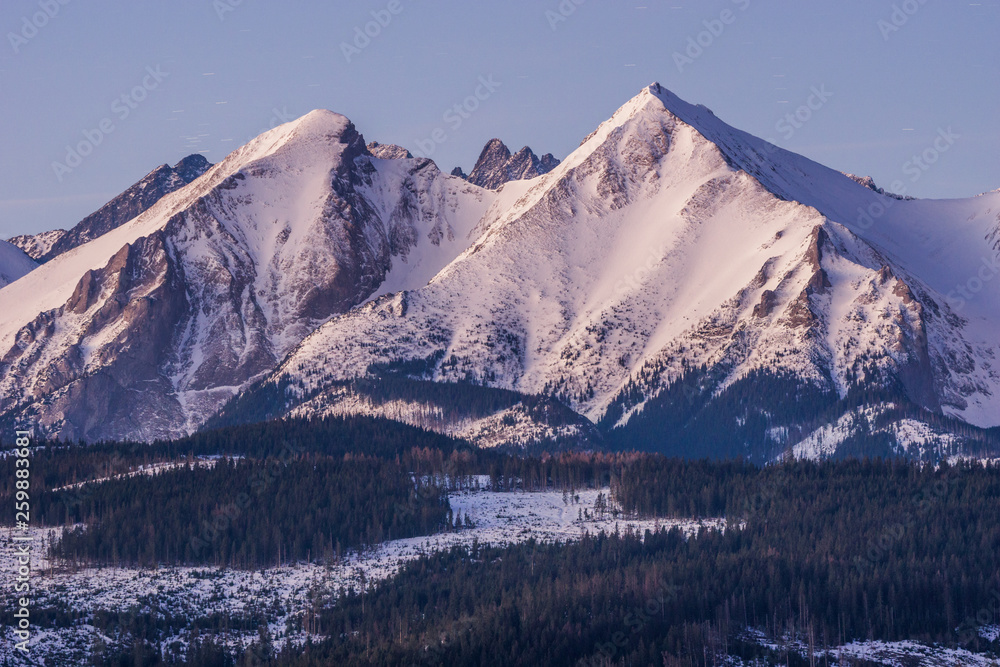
0, 486, 722, 664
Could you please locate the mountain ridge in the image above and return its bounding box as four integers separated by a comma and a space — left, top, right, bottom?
466, 138, 560, 189
8, 154, 212, 263
0, 109, 492, 440
242, 84, 1000, 456
1, 84, 997, 458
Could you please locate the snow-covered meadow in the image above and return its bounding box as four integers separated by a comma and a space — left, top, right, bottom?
1, 486, 721, 665
5, 483, 997, 665
734, 628, 1000, 667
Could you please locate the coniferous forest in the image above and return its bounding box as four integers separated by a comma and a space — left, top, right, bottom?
256, 457, 1000, 666
2, 417, 1000, 665
49, 457, 451, 568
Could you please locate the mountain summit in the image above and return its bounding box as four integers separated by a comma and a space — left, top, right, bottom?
244, 84, 1000, 457
2, 87, 998, 459
466, 138, 560, 189
0, 109, 491, 440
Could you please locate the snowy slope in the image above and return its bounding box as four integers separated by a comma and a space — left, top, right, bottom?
641, 87, 1000, 426
0, 239, 38, 288
0, 487, 720, 664
357, 153, 494, 301
0, 110, 494, 441
1, 85, 997, 454
243, 84, 998, 458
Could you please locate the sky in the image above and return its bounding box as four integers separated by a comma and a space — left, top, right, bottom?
0, 0, 997, 238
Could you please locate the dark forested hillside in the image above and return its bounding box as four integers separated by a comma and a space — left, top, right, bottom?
48, 457, 450, 568
267, 458, 1000, 666
602, 367, 1000, 461
5, 418, 1000, 665
0, 414, 470, 496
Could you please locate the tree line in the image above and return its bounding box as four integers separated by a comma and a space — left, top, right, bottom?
48, 456, 451, 568
271, 458, 1000, 666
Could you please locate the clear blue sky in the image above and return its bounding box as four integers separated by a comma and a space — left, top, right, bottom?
1, 0, 997, 238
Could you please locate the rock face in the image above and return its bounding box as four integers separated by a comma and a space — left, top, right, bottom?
843, 173, 910, 201
7, 229, 68, 262
466, 139, 560, 189
2, 86, 999, 458
0, 111, 492, 441
366, 141, 412, 160
242, 86, 1000, 458
32, 154, 212, 263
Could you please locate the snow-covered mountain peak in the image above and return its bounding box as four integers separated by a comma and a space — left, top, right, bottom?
281, 108, 350, 136
474, 83, 736, 238
0, 118, 349, 353
607, 87, 1000, 321
171, 154, 212, 183
0, 105, 497, 440
479, 138, 509, 156
206, 109, 357, 178
240, 83, 1000, 454
3, 86, 998, 455
553, 83, 733, 187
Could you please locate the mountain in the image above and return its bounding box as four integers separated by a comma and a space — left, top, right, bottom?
229, 85, 1000, 459
466, 139, 561, 189
0, 240, 37, 289
2, 85, 998, 459
10, 155, 212, 264
0, 111, 492, 441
